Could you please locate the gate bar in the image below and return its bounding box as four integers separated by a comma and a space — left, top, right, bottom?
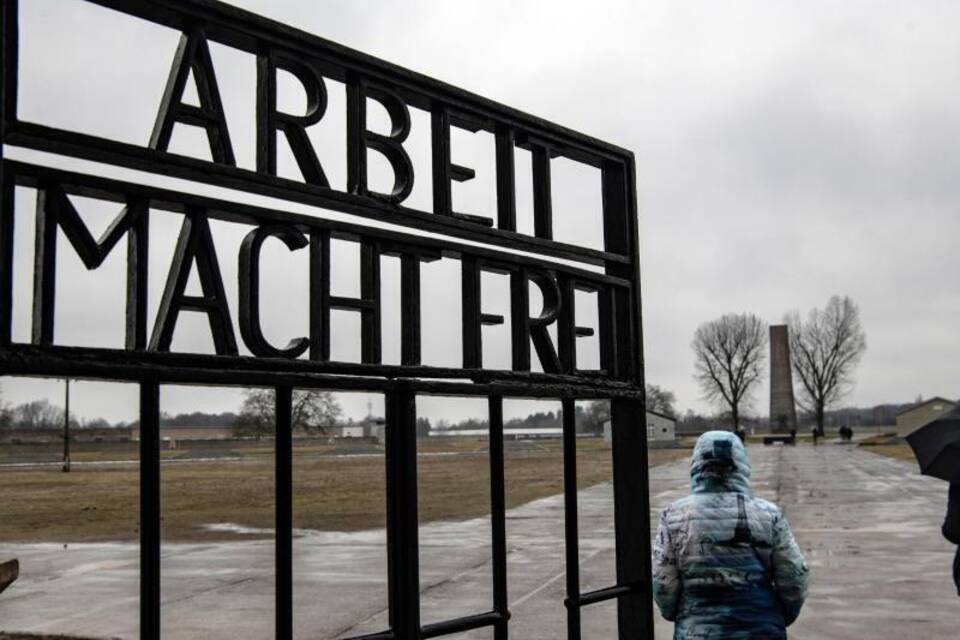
139, 380, 161, 640
0, 0, 15, 348
561, 398, 581, 640
611, 398, 654, 639
0, 182, 13, 346
275, 385, 293, 640
385, 385, 421, 639
488, 395, 509, 640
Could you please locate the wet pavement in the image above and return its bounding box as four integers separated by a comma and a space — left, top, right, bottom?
1, 443, 957, 638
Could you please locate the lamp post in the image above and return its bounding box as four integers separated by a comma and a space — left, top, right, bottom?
62, 379, 71, 473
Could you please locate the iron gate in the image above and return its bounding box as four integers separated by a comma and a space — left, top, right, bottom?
0, 1, 653, 638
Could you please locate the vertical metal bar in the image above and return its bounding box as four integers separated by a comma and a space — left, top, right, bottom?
431, 104, 452, 216
360, 240, 381, 364
0, 179, 13, 347
600, 161, 629, 257
399, 253, 422, 366
488, 395, 509, 640
255, 47, 278, 177
597, 287, 617, 379
385, 384, 421, 640
495, 125, 516, 232
601, 160, 641, 381
309, 229, 330, 362
602, 154, 653, 638
509, 268, 529, 372
275, 385, 293, 640
346, 75, 367, 197
0, 0, 15, 347
62, 378, 70, 473
461, 256, 481, 368
124, 200, 149, 351
561, 398, 581, 640
531, 144, 552, 240
1, 0, 18, 128
31, 187, 56, 345
139, 380, 161, 640
556, 275, 576, 375
611, 398, 652, 640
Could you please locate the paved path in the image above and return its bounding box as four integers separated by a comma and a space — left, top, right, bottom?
1, 444, 957, 638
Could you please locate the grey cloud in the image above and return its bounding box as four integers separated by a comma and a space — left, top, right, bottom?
4, 0, 960, 423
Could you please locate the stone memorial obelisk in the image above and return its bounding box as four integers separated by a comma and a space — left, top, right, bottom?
769, 325, 797, 434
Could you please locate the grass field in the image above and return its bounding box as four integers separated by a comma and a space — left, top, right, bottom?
0, 439, 689, 543
859, 443, 917, 463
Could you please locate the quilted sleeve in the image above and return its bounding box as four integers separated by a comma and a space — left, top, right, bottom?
652, 506, 681, 621
771, 510, 810, 626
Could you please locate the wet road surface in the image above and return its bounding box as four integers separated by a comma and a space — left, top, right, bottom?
1, 443, 956, 638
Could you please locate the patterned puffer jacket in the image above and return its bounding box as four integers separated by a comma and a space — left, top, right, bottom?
652, 431, 810, 639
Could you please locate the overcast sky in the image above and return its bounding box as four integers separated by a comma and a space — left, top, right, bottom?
3, 0, 959, 424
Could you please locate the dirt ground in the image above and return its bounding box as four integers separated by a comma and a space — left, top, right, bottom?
0, 439, 688, 543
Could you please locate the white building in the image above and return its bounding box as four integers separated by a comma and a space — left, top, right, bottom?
429, 427, 564, 440
603, 411, 677, 443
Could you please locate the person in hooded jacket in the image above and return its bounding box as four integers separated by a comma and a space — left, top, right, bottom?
653, 430, 810, 639
944, 482, 960, 596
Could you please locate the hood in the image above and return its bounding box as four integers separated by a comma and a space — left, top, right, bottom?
690, 430, 752, 494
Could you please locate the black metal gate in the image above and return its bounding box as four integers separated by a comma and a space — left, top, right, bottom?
0, 1, 652, 638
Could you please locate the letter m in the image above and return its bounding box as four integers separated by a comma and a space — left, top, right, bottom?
32, 183, 148, 349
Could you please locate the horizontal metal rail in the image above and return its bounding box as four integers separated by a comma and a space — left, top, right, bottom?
421, 611, 505, 638
0, 344, 645, 399
340, 631, 395, 640
575, 582, 644, 608
5, 160, 631, 286
6, 122, 627, 268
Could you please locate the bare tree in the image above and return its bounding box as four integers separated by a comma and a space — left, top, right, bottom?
692, 314, 767, 430
0, 383, 9, 429
11, 399, 64, 430
578, 383, 677, 434
787, 295, 867, 435
645, 384, 678, 418
236, 388, 342, 439
579, 400, 610, 435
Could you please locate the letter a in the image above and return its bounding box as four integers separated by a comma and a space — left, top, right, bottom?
149, 209, 238, 355
150, 28, 236, 165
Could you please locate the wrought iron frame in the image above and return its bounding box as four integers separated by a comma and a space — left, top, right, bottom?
0, 1, 653, 638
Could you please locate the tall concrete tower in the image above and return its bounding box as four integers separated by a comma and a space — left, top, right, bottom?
769, 325, 797, 434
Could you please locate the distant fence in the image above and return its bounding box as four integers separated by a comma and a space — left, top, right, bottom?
0, 426, 132, 443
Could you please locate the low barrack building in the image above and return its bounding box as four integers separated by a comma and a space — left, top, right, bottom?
896, 397, 957, 436
602, 410, 677, 443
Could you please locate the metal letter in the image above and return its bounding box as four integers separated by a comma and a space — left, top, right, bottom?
148, 208, 238, 355
347, 76, 414, 204
257, 49, 329, 186
238, 224, 309, 358
150, 28, 236, 165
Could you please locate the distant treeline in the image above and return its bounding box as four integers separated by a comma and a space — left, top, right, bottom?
0, 395, 924, 435
426, 403, 609, 434
0, 399, 242, 431
160, 411, 239, 427
677, 401, 916, 434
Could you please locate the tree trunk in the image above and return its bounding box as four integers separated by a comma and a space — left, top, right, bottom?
731, 404, 740, 431
815, 403, 825, 436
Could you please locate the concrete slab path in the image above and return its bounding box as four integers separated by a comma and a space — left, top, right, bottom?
1, 444, 957, 638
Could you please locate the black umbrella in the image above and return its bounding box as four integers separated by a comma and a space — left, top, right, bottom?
906, 405, 960, 483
